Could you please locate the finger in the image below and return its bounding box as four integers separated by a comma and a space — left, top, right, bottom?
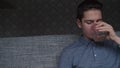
102, 22, 112, 27
95, 22, 108, 28
98, 29, 108, 32
98, 28, 113, 33
96, 27, 112, 30
96, 22, 104, 28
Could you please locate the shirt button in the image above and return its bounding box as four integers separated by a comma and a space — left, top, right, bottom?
94, 54, 96, 57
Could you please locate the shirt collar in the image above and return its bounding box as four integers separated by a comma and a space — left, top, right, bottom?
78, 36, 93, 46
79, 36, 105, 46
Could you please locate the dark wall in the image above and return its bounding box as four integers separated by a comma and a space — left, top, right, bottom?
0, 0, 120, 37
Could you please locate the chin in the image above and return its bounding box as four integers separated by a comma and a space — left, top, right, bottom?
84, 35, 93, 40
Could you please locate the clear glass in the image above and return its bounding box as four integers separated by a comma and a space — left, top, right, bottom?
92, 24, 108, 42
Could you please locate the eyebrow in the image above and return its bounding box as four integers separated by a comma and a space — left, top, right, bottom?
96, 19, 103, 22
84, 20, 94, 23
84, 19, 102, 22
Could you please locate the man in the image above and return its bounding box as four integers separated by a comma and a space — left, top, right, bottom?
58, 0, 120, 68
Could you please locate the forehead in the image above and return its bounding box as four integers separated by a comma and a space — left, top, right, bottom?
83, 9, 102, 20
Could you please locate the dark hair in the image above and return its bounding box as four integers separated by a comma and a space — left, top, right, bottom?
77, 0, 103, 21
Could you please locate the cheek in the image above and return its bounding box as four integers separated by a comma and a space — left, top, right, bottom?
83, 26, 93, 32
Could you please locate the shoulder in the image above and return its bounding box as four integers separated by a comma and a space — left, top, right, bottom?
104, 39, 119, 49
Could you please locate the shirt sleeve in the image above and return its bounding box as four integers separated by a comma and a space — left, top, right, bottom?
58, 48, 73, 68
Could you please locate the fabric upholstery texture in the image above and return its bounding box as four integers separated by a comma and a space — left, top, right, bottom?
0, 31, 120, 68
0, 35, 79, 68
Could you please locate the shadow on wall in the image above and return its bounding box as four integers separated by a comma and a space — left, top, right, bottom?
0, 0, 15, 9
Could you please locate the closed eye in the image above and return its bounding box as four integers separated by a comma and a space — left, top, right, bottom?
85, 20, 94, 24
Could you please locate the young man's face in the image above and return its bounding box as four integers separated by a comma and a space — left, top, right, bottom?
77, 9, 103, 39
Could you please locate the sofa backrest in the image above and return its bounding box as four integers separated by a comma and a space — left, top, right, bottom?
0, 35, 79, 68
0, 31, 120, 68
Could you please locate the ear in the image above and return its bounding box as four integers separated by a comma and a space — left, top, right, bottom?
76, 18, 82, 28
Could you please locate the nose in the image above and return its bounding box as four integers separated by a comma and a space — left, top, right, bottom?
92, 21, 98, 30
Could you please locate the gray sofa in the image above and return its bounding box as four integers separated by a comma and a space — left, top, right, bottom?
0, 35, 79, 68
0, 32, 120, 68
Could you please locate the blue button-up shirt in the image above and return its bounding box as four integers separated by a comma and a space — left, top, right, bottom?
59, 36, 120, 68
